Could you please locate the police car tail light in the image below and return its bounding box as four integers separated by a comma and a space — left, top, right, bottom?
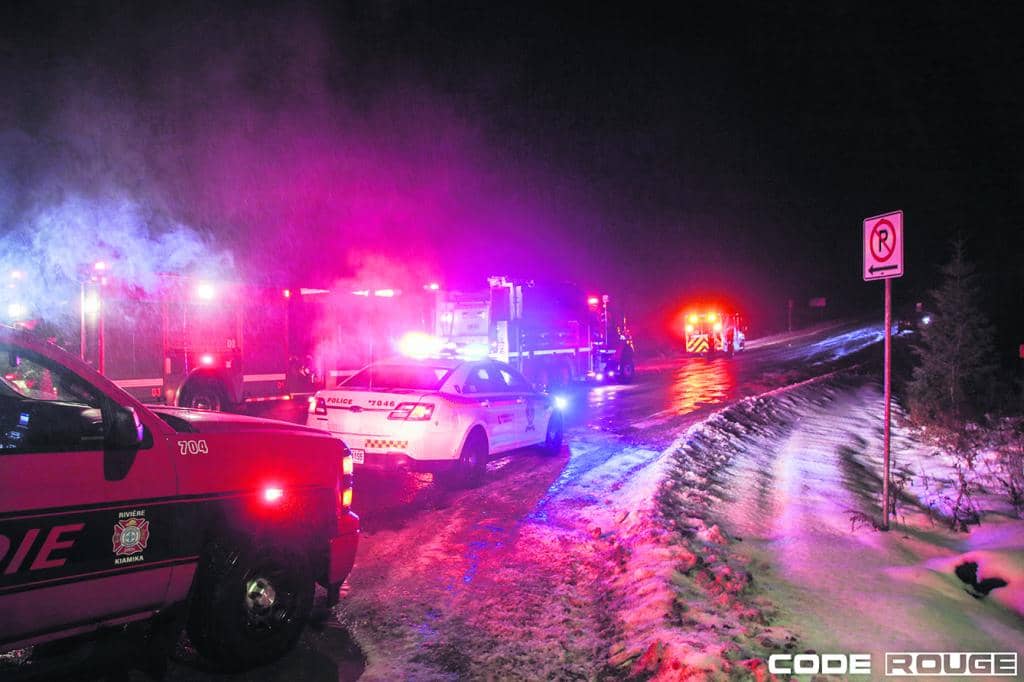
388, 402, 434, 421
310, 397, 327, 416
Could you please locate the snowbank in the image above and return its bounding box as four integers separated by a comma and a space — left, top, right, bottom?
609, 373, 1024, 679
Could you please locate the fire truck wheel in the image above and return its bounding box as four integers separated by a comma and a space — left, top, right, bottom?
187, 539, 313, 671
542, 412, 563, 455
437, 429, 487, 489
619, 361, 635, 383
181, 378, 227, 411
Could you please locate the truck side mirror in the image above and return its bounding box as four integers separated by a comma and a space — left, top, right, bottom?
108, 405, 144, 450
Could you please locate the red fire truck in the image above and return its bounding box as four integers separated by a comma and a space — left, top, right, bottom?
432, 277, 635, 386
75, 271, 337, 410
682, 309, 745, 357
2, 264, 371, 411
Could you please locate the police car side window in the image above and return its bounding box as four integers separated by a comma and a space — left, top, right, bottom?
463, 365, 503, 394
496, 366, 531, 392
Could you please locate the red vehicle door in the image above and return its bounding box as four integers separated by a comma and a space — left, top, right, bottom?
0, 338, 176, 648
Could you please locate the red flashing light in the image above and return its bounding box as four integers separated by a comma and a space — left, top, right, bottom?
282, 288, 291, 298
426, 282, 440, 291
93, 261, 107, 272
688, 313, 699, 324
263, 486, 284, 503
374, 288, 396, 298
587, 296, 600, 306
200, 354, 215, 366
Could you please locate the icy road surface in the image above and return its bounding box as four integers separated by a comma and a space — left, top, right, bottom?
86, 321, 878, 681
323, 322, 881, 680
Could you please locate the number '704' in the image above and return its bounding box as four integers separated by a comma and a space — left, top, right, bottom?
178, 440, 209, 455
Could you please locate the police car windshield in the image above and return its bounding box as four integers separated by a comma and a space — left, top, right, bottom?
344, 364, 451, 391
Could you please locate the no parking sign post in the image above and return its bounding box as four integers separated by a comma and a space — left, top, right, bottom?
863, 210, 904, 530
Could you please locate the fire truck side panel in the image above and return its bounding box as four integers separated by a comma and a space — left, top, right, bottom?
101, 295, 165, 403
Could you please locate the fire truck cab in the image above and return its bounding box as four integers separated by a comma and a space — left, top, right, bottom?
683, 310, 744, 357
432, 277, 633, 387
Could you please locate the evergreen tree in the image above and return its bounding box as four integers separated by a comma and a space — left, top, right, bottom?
908, 240, 997, 424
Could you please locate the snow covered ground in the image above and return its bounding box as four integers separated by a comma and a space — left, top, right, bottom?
620, 373, 1024, 679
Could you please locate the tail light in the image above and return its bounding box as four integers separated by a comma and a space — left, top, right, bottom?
340, 448, 354, 509
309, 396, 327, 416
388, 402, 435, 421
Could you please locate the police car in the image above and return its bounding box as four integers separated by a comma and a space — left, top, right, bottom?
307, 357, 565, 486
0, 326, 358, 671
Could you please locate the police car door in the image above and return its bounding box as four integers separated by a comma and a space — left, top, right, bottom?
462, 363, 515, 451
493, 363, 538, 448
0, 343, 176, 646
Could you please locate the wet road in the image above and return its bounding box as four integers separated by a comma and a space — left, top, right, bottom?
10, 321, 880, 680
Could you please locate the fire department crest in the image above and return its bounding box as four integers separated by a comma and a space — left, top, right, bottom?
112, 517, 150, 556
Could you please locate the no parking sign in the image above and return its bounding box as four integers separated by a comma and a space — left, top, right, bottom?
863, 210, 904, 280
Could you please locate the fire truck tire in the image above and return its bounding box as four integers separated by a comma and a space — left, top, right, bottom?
437, 428, 487, 489
181, 378, 228, 411
542, 412, 563, 455
187, 539, 313, 671
619, 361, 636, 383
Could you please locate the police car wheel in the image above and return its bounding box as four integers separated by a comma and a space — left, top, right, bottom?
542, 412, 563, 455
187, 540, 313, 670
439, 430, 487, 488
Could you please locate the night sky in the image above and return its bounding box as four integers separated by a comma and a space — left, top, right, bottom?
2, 2, 1022, 346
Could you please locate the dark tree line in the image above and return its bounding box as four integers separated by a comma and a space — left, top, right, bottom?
908, 240, 998, 425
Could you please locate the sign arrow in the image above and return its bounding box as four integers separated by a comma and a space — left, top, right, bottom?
869, 264, 899, 274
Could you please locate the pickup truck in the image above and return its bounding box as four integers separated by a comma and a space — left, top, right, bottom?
0, 326, 358, 670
